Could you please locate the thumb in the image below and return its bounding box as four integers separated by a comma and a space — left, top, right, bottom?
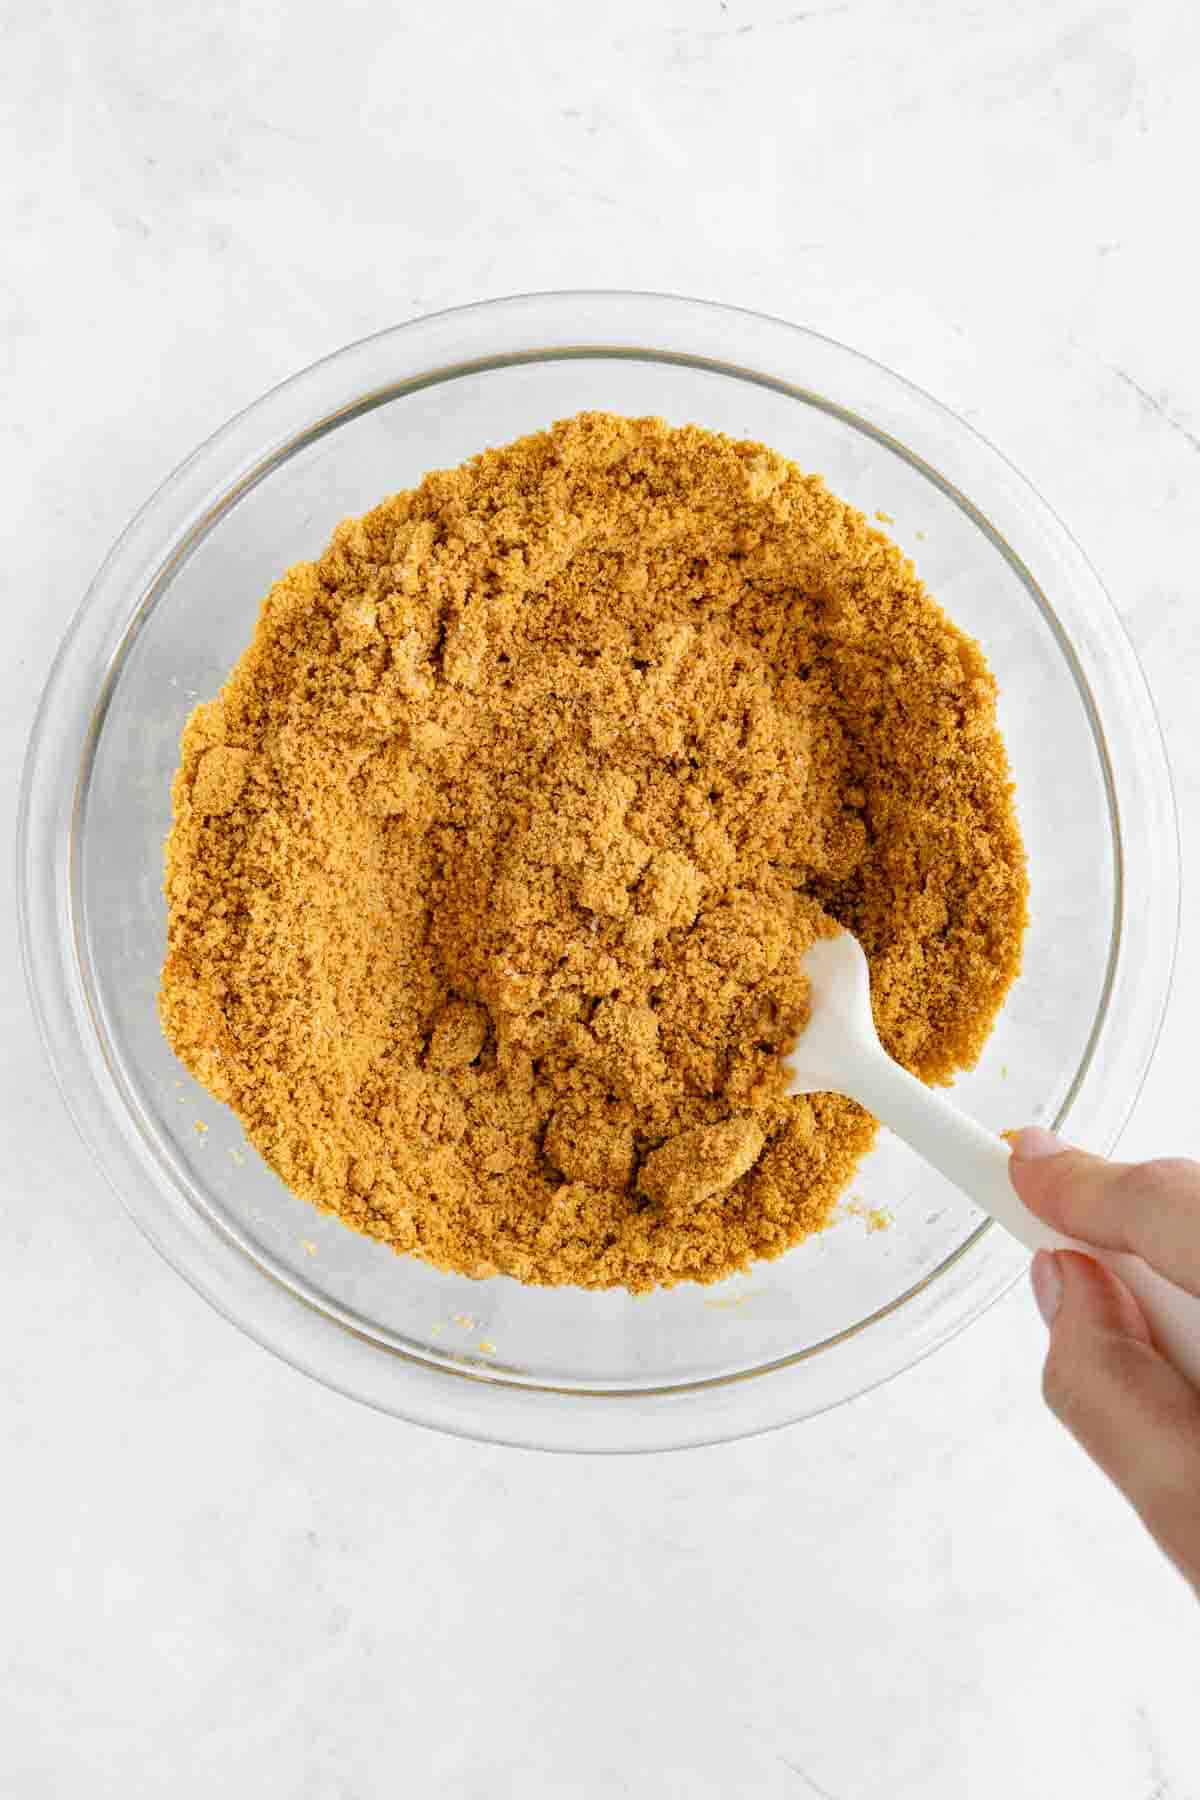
1033, 1249, 1200, 1589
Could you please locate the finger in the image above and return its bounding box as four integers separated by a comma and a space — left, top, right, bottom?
1033, 1249, 1200, 1591
1012, 1129, 1200, 1300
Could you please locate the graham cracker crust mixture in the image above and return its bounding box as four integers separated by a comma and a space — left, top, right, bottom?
160, 413, 1027, 1291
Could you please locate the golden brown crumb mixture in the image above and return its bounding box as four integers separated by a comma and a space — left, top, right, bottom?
160, 414, 1027, 1291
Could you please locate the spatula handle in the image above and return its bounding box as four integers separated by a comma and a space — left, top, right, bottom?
852, 1051, 1200, 1387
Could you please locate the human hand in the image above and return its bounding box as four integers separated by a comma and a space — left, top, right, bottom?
1009, 1129, 1200, 1592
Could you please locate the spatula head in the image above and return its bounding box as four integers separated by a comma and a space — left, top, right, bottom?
783, 932, 882, 1097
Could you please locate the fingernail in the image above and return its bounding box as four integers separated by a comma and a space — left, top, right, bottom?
1031, 1249, 1063, 1328
1011, 1126, 1066, 1162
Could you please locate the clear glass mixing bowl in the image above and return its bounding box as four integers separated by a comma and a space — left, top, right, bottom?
18, 293, 1179, 1451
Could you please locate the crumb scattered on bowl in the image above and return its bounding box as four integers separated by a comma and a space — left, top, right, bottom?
844, 1198, 893, 1233
703, 1289, 757, 1310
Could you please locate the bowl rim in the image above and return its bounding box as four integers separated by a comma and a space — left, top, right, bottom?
17, 289, 1180, 1451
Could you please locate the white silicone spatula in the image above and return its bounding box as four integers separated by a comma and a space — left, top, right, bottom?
785, 931, 1200, 1386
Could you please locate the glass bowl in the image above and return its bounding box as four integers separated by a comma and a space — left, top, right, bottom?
18, 292, 1178, 1452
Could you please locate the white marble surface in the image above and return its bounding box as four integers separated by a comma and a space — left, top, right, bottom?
4, 1, 1200, 1793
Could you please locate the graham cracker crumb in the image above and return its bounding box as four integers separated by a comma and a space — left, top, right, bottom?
428, 998, 489, 1070
191, 745, 252, 817
640, 1116, 765, 1210
160, 413, 1026, 1292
